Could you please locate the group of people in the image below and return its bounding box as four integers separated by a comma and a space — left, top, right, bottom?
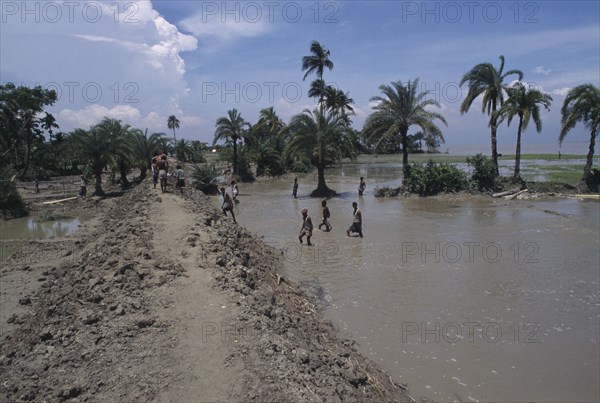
299, 200, 363, 245
217, 174, 364, 242
151, 153, 186, 194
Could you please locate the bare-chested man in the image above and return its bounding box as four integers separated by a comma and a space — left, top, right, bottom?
298, 208, 313, 246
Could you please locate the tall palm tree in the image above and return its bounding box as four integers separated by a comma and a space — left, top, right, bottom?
495, 83, 552, 180
363, 79, 447, 179
213, 109, 250, 176
286, 108, 355, 196
559, 84, 600, 190
167, 115, 180, 143
459, 55, 524, 175
302, 41, 334, 109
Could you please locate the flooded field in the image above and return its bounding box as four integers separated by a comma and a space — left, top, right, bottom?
0, 216, 81, 241
224, 164, 600, 402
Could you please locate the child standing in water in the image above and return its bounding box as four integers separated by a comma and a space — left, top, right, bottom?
298, 208, 313, 246
292, 178, 298, 198
346, 202, 363, 238
318, 200, 332, 231
358, 177, 366, 196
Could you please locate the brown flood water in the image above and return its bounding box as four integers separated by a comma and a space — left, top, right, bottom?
225, 163, 600, 402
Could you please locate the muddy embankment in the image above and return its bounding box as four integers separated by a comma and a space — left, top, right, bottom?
0, 181, 415, 402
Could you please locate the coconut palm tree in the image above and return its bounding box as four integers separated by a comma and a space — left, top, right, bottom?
286, 108, 355, 196
213, 109, 250, 176
495, 83, 552, 180
363, 79, 447, 179
167, 115, 180, 143
324, 86, 354, 118
559, 84, 600, 190
302, 41, 334, 109
459, 55, 524, 175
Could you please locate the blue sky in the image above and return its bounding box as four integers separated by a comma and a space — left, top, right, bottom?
1, 1, 599, 151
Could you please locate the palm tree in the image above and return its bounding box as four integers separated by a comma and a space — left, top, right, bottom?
324, 86, 354, 118
559, 84, 600, 190
130, 129, 165, 180
286, 108, 355, 196
213, 109, 250, 176
363, 79, 447, 179
302, 41, 334, 109
495, 83, 552, 180
167, 115, 180, 143
459, 55, 524, 175
71, 127, 118, 195
173, 139, 193, 162
95, 118, 135, 187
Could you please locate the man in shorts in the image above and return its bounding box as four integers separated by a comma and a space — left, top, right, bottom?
221, 187, 236, 223
175, 165, 185, 195
346, 202, 363, 238
157, 154, 169, 193
318, 200, 332, 231
298, 208, 313, 246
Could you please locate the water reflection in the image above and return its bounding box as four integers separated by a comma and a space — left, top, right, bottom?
0, 217, 81, 240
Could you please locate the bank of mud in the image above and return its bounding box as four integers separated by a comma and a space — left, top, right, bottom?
0, 181, 414, 402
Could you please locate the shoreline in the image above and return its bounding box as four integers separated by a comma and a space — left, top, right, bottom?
0, 180, 413, 402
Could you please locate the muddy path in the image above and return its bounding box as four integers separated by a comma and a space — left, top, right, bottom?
0, 180, 413, 402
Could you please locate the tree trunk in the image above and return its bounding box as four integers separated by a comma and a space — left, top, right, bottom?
19, 138, 32, 180
173, 128, 177, 143
491, 98, 499, 176
139, 167, 147, 181
310, 163, 336, 197
401, 130, 410, 179
232, 139, 238, 176
94, 171, 104, 196
580, 128, 596, 190
513, 117, 523, 180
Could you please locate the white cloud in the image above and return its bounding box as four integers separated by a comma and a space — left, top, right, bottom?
2, 0, 198, 133
552, 87, 571, 97
533, 65, 552, 76
180, 11, 271, 46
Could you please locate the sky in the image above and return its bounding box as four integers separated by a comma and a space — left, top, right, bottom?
1, 0, 599, 152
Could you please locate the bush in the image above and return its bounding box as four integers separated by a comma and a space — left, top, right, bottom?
0, 172, 28, 218
289, 158, 311, 173
403, 161, 467, 196
374, 186, 401, 197
191, 164, 219, 195
466, 154, 497, 191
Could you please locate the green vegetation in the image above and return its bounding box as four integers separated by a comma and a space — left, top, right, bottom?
403, 161, 468, 196
466, 154, 497, 191
459, 55, 524, 175
495, 82, 553, 180
559, 84, 600, 191
363, 78, 447, 179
